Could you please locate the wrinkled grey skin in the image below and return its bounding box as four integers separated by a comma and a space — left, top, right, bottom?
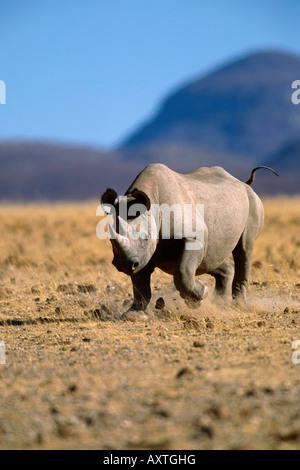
101, 164, 268, 319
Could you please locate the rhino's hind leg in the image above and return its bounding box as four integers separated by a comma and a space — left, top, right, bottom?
231, 193, 263, 305
121, 264, 155, 320
209, 258, 234, 298
174, 242, 208, 308
232, 237, 253, 303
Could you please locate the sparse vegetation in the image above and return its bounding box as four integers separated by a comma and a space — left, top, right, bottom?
0, 199, 299, 449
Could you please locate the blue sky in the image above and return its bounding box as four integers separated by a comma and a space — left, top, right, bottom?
1, 0, 300, 148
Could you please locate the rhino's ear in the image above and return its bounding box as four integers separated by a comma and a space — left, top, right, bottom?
131, 188, 151, 211
101, 188, 118, 214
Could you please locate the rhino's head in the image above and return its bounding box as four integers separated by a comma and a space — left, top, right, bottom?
101, 188, 158, 275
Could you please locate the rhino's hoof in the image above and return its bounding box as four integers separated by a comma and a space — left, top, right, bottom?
183, 285, 209, 309
232, 296, 248, 308
121, 310, 149, 322
184, 298, 202, 309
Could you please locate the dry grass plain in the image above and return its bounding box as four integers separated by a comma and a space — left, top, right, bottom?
0, 198, 300, 450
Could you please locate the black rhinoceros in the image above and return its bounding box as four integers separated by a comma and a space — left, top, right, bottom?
101, 164, 277, 319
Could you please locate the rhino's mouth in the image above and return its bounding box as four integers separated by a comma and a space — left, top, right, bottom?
112, 256, 140, 275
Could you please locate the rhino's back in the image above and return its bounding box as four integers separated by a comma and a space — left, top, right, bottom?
126, 164, 243, 204
186, 166, 240, 186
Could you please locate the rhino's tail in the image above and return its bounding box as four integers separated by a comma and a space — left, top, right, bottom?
246, 166, 279, 186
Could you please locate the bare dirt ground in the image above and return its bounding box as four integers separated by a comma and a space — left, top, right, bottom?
0, 198, 300, 450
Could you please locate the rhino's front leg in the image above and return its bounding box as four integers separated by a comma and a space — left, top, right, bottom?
174, 241, 208, 308
121, 264, 155, 320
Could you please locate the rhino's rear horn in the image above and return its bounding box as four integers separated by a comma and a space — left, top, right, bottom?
131, 188, 151, 211
118, 215, 134, 236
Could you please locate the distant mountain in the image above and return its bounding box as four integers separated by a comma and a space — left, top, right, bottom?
267, 139, 300, 171
121, 51, 300, 163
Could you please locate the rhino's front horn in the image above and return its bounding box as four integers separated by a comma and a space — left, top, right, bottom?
109, 222, 130, 249
108, 223, 117, 239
